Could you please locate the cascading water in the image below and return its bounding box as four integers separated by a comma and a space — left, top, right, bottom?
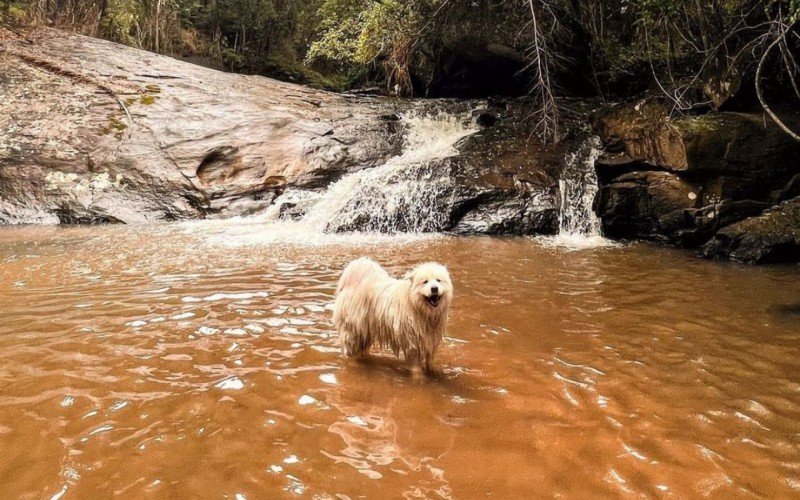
202, 111, 478, 245
558, 137, 604, 236
540, 137, 617, 249
189, 116, 615, 249
268, 112, 478, 234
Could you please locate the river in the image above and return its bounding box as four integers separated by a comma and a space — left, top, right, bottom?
1, 222, 799, 498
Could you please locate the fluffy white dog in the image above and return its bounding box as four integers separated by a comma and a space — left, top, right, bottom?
333, 257, 453, 375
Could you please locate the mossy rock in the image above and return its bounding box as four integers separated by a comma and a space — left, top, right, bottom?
594, 102, 800, 180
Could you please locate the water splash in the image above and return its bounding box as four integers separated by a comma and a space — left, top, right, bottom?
559, 137, 604, 236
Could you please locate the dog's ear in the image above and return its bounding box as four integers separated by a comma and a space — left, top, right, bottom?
402, 271, 413, 281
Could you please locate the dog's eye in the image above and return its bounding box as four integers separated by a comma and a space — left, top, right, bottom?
423, 280, 428, 284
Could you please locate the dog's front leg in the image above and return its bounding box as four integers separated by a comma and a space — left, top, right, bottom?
404, 349, 426, 379
419, 350, 443, 377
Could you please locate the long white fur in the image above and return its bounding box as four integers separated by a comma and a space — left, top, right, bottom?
333, 257, 453, 373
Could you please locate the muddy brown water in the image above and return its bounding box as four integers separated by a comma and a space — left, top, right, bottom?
1, 222, 799, 498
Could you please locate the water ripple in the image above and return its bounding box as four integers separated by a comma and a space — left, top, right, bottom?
0, 226, 798, 497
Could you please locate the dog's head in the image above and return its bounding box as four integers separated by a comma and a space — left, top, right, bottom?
405, 262, 452, 314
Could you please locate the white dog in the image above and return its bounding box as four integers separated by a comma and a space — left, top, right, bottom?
333, 257, 453, 375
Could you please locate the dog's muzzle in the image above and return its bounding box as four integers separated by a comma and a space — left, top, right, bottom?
425, 293, 441, 307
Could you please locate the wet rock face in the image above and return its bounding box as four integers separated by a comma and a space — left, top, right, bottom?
444, 102, 563, 236
596, 171, 699, 241
593, 100, 800, 262
701, 197, 800, 264
0, 29, 560, 236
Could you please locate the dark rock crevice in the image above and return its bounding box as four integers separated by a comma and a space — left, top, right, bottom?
196, 147, 242, 186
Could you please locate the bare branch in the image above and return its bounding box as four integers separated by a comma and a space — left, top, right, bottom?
523, 0, 559, 144
756, 31, 800, 143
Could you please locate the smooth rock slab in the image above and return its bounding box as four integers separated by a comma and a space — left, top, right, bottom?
0, 28, 401, 224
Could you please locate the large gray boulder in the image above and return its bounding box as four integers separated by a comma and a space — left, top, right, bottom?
0, 28, 402, 224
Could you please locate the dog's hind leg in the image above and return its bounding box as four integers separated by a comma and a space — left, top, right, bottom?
340, 328, 372, 358
339, 328, 356, 357
355, 334, 373, 358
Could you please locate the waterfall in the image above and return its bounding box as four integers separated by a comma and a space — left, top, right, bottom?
193, 117, 616, 249
268, 112, 478, 234
539, 137, 616, 249
558, 137, 603, 236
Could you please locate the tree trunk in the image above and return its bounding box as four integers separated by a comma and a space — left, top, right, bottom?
97, 0, 108, 32
154, 0, 162, 53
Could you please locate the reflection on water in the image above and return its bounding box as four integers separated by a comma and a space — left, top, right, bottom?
1, 222, 799, 497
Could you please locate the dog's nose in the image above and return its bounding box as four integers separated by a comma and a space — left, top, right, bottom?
430, 286, 439, 295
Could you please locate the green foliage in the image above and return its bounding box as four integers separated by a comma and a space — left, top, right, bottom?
305, 0, 436, 93
790, 0, 800, 22
0, 2, 28, 24
304, 0, 364, 68
8, 0, 799, 102
100, 0, 141, 47
220, 46, 245, 71
355, 0, 420, 63
262, 54, 348, 90
620, 0, 683, 19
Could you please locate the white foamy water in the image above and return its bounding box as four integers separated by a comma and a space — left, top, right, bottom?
538, 137, 618, 251
302, 113, 477, 233
559, 137, 604, 236
186, 112, 478, 246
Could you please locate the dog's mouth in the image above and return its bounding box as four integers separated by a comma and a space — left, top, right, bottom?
425, 294, 441, 307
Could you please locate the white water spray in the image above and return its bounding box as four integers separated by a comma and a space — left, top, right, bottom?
559, 137, 604, 236
306, 114, 474, 233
